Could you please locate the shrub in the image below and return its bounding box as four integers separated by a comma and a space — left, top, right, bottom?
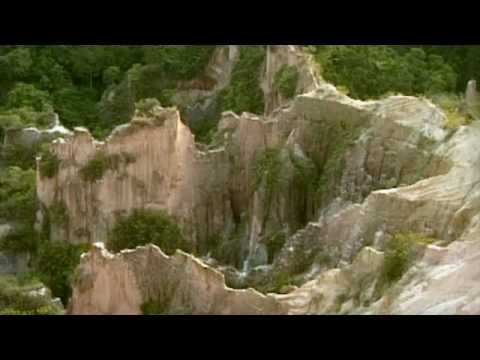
38, 146, 60, 178
34, 241, 89, 305
0, 275, 62, 315
253, 148, 287, 193
0, 107, 55, 130
269, 272, 296, 294
79, 151, 135, 182
376, 233, 435, 295
252, 148, 291, 219
0, 166, 36, 223
220, 46, 266, 115
48, 201, 69, 226
274, 65, 299, 99
1, 141, 40, 170
430, 93, 472, 130
79, 151, 111, 182
0, 225, 39, 255
6, 83, 53, 112
141, 298, 169, 315
135, 98, 161, 116
264, 230, 287, 264
107, 209, 191, 255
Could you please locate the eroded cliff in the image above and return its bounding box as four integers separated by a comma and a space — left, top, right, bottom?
69, 243, 284, 315
38, 47, 480, 315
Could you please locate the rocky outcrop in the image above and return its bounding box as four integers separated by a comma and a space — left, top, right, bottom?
273, 247, 384, 314
37, 107, 230, 250
69, 243, 285, 315
38, 81, 455, 268
2, 113, 72, 149
262, 101, 480, 315
238, 85, 452, 283
174, 46, 240, 127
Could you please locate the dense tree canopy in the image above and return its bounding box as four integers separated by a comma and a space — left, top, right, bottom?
311, 46, 464, 100
0, 45, 478, 138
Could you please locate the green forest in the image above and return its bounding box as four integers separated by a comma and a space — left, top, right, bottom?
0, 45, 478, 142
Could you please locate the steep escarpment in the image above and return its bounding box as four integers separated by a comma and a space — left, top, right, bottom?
37, 107, 220, 249
39, 80, 454, 274
69, 243, 284, 315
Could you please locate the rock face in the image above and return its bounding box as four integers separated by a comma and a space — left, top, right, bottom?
262, 45, 320, 114
364, 232, 480, 315
37, 107, 230, 250
38, 81, 454, 267
69, 243, 285, 315
3, 113, 72, 149
273, 247, 384, 314
265, 98, 480, 315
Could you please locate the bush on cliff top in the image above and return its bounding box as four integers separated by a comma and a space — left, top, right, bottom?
79, 151, 112, 182
107, 209, 192, 255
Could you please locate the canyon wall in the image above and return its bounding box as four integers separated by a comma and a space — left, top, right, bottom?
69, 243, 285, 315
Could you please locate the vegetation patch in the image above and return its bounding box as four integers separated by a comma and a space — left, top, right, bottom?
79, 150, 135, 182
310, 46, 457, 100
274, 65, 299, 99
0, 275, 62, 315
259, 271, 297, 294
314, 121, 364, 207
220, 46, 266, 115
107, 209, 191, 255
374, 233, 435, 298
48, 201, 69, 226
0, 107, 55, 130
135, 98, 162, 117
264, 230, 287, 264
0, 166, 36, 224
252, 147, 290, 221
430, 93, 473, 130
0, 166, 39, 255
38, 146, 61, 179
33, 241, 89, 305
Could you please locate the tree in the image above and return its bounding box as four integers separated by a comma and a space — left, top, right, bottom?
1, 48, 33, 79
102, 66, 121, 86
6, 83, 52, 112
107, 209, 192, 255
